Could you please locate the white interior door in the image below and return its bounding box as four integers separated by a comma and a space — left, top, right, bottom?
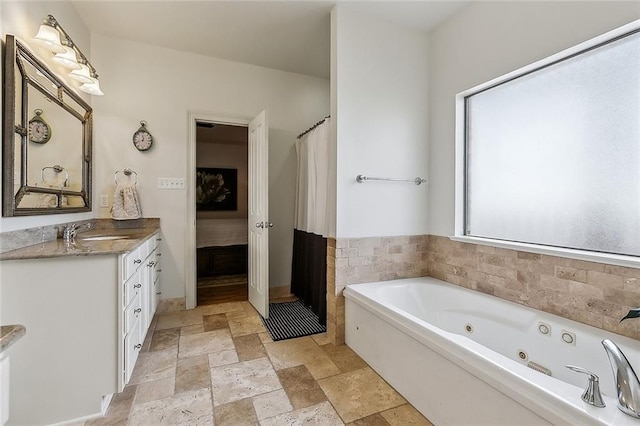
248, 110, 269, 318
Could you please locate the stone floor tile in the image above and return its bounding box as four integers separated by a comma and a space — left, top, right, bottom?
311, 332, 331, 346
264, 336, 332, 370
226, 309, 251, 320
178, 328, 234, 358
85, 384, 136, 425
346, 413, 390, 426
210, 357, 282, 406
204, 313, 229, 331
234, 333, 267, 361
181, 324, 205, 335
155, 309, 203, 330
241, 301, 261, 317
208, 349, 239, 367
321, 344, 368, 373
140, 326, 154, 354
214, 397, 259, 425
305, 357, 341, 380
150, 328, 180, 352
134, 377, 175, 405
258, 332, 273, 344
259, 401, 344, 426
277, 365, 327, 410
129, 349, 177, 385
318, 368, 405, 423
175, 354, 211, 393
252, 389, 293, 420
128, 388, 213, 425
228, 315, 267, 336
202, 301, 245, 316
380, 404, 433, 425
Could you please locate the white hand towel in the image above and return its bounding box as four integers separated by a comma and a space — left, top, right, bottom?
111, 183, 142, 220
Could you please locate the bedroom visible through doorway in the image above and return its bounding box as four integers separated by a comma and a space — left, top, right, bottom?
195, 121, 249, 305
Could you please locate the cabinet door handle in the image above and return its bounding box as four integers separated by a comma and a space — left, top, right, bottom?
157, 269, 162, 273
156, 292, 162, 295
156, 253, 162, 257
134, 344, 142, 350
147, 261, 155, 267
134, 283, 142, 289
134, 308, 142, 314
156, 237, 162, 241
134, 259, 142, 264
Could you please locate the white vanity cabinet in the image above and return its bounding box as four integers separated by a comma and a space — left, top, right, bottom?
119, 232, 161, 387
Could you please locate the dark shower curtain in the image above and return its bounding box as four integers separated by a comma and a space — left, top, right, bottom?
291, 230, 327, 325
290, 116, 331, 325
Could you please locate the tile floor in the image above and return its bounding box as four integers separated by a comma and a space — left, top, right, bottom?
86, 301, 433, 425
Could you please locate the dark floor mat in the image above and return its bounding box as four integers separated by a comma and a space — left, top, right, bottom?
261, 300, 326, 341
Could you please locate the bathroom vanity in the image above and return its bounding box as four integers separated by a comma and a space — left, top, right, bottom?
0, 220, 161, 425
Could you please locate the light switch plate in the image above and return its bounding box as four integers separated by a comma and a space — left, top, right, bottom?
158, 178, 185, 190
99, 195, 109, 207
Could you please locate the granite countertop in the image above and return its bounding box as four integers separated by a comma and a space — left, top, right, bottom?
0, 324, 26, 354
0, 224, 160, 261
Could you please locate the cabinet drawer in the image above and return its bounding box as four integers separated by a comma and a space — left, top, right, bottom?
124, 292, 141, 335
123, 323, 142, 385
123, 268, 142, 308
123, 248, 145, 282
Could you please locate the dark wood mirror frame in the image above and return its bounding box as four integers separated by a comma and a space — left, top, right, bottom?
2, 34, 92, 216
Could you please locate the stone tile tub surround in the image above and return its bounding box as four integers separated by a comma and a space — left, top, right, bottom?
427, 235, 640, 341
327, 235, 429, 344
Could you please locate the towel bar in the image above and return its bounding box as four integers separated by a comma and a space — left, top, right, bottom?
114, 168, 138, 185
356, 175, 427, 185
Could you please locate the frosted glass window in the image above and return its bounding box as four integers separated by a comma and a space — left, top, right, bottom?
465, 30, 640, 256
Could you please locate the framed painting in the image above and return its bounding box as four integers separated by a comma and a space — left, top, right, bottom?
196, 167, 237, 211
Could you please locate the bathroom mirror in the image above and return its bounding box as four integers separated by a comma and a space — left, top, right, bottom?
2, 34, 92, 216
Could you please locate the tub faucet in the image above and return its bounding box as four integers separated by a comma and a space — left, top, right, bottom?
602, 338, 640, 418
565, 365, 605, 407
62, 223, 91, 242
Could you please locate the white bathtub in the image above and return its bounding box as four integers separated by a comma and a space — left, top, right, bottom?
344, 277, 640, 425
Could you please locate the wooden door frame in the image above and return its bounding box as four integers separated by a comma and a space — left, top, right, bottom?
186, 112, 250, 310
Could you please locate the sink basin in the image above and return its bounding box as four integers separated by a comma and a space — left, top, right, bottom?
79, 235, 131, 241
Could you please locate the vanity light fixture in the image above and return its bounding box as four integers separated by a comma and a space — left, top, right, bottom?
69, 62, 94, 84
33, 14, 103, 96
51, 44, 81, 70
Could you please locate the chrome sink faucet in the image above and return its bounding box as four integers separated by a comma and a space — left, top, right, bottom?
62, 223, 91, 242
602, 338, 640, 418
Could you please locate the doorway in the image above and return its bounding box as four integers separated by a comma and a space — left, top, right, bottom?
194, 121, 249, 305
186, 111, 270, 317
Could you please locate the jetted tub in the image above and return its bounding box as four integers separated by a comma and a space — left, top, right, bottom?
344, 277, 640, 425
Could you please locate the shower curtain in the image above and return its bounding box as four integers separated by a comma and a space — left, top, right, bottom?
291, 117, 332, 325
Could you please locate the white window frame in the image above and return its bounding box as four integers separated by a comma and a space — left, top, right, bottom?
453, 19, 640, 269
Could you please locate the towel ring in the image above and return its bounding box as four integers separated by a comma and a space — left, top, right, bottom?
114, 168, 138, 185
41, 165, 68, 187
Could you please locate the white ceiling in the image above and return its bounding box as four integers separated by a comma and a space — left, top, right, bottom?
72, 1, 469, 79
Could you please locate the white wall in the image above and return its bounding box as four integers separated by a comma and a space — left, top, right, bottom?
331, 5, 429, 239
196, 142, 248, 219
91, 34, 329, 298
428, 1, 640, 236
0, 1, 94, 231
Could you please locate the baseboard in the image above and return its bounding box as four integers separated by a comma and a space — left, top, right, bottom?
49, 411, 104, 425
156, 297, 186, 313
270, 285, 293, 300
101, 394, 113, 416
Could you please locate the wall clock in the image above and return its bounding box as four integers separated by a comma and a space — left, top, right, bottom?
28, 109, 52, 144
133, 120, 153, 151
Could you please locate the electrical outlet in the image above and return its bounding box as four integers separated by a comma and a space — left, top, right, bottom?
99, 195, 109, 207
158, 178, 185, 190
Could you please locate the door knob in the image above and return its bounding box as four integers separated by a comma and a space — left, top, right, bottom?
267, 222, 274, 228
256, 222, 264, 228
